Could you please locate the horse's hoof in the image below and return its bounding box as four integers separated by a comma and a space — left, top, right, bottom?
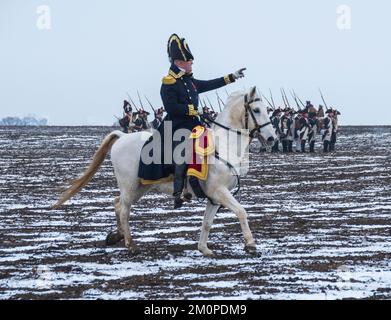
128, 246, 141, 255
199, 247, 214, 257
244, 245, 257, 255
105, 231, 124, 246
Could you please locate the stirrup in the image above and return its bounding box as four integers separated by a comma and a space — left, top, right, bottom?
174, 196, 184, 209
182, 192, 192, 202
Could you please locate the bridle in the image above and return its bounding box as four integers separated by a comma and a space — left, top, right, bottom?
243, 94, 271, 139
201, 93, 271, 140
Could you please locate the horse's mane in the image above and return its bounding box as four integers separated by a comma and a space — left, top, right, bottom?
225, 91, 245, 108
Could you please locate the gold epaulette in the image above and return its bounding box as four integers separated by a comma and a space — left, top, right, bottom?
162, 75, 176, 85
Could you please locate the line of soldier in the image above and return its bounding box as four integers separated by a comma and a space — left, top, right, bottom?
119, 97, 341, 153
268, 101, 341, 153
119, 100, 165, 133
119, 99, 219, 133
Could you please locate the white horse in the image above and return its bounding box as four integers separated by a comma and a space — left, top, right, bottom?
53, 87, 276, 256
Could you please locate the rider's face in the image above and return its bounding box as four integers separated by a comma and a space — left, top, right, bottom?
175, 60, 193, 73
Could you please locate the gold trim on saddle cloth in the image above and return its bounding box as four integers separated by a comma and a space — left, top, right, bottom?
187, 126, 215, 181
139, 175, 174, 185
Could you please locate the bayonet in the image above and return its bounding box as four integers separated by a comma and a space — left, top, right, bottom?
137, 90, 144, 110
280, 88, 288, 107
144, 95, 156, 114
319, 88, 329, 109
292, 90, 305, 108
269, 89, 276, 109
126, 92, 139, 112
289, 90, 301, 110
215, 91, 223, 112
206, 96, 215, 112
261, 92, 274, 110
282, 88, 290, 107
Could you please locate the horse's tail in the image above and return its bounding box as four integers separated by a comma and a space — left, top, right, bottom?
52, 130, 124, 209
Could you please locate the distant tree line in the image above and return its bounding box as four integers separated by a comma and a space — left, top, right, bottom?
0, 116, 48, 126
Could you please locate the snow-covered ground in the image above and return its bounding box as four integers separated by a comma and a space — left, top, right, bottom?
0, 126, 390, 299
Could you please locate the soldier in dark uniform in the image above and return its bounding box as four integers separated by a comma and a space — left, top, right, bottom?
152, 108, 164, 130
330, 109, 341, 151
270, 108, 282, 152
133, 109, 150, 132
161, 33, 246, 209
299, 109, 310, 152
279, 108, 293, 153
307, 107, 319, 153
121, 100, 132, 133
322, 109, 334, 152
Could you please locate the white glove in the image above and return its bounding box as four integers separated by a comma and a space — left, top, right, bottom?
232, 68, 246, 80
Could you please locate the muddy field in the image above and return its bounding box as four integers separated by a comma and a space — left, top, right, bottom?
0, 125, 390, 300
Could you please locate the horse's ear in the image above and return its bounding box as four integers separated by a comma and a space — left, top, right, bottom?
250, 86, 257, 98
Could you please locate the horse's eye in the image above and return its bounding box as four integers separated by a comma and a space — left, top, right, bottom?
253, 108, 260, 113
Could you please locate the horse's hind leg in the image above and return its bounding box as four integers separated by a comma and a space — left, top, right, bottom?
105, 196, 125, 246
119, 188, 146, 254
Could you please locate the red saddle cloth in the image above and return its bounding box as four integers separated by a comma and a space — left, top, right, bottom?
187, 125, 215, 181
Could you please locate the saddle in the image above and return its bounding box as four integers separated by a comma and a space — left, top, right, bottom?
138, 125, 215, 194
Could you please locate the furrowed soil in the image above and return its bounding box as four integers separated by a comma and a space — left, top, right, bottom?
0, 126, 390, 299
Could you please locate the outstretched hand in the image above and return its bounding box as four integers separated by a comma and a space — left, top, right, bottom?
232, 68, 246, 80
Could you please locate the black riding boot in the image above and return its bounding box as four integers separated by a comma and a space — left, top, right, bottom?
288, 141, 293, 152
173, 163, 187, 209
272, 141, 280, 152
301, 140, 306, 153
282, 140, 288, 153
309, 141, 315, 153
323, 140, 330, 153
330, 133, 336, 152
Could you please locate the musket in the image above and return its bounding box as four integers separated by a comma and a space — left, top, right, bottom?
216, 96, 222, 112
144, 95, 156, 114
126, 92, 139, 112
137, 90, 145, 111
261, 92, 274, 110
257, 88, 263, 102
292, 90, 305, 108
290, 90, 301, 110
282, 88, 291, 107
269, 89, 276, 109
206, 96, 215, 112
215, 91, 226, 106
318, 88, 329, 109
280, 88, 288, 107
215, 91, 223, 112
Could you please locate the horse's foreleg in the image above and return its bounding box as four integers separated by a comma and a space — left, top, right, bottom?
216, 189, 256, 253
198, 200, 220, 257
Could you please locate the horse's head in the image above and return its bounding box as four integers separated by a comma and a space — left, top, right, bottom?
227, 86, 276, 145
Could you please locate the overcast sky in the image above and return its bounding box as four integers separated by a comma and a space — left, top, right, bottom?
0, 0, 390, 125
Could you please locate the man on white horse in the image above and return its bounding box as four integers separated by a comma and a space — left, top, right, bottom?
53, 34, 276, 256
161, 34, 246, 209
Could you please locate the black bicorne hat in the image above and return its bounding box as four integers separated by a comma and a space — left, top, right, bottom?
167, 34, 194, 63
326, 108, 334, 114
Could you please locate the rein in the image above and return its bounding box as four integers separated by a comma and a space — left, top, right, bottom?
201, 94, 271, 139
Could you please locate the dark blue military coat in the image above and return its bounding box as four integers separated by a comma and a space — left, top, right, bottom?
160, 64, 235, 132
138, 64, 234, 184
